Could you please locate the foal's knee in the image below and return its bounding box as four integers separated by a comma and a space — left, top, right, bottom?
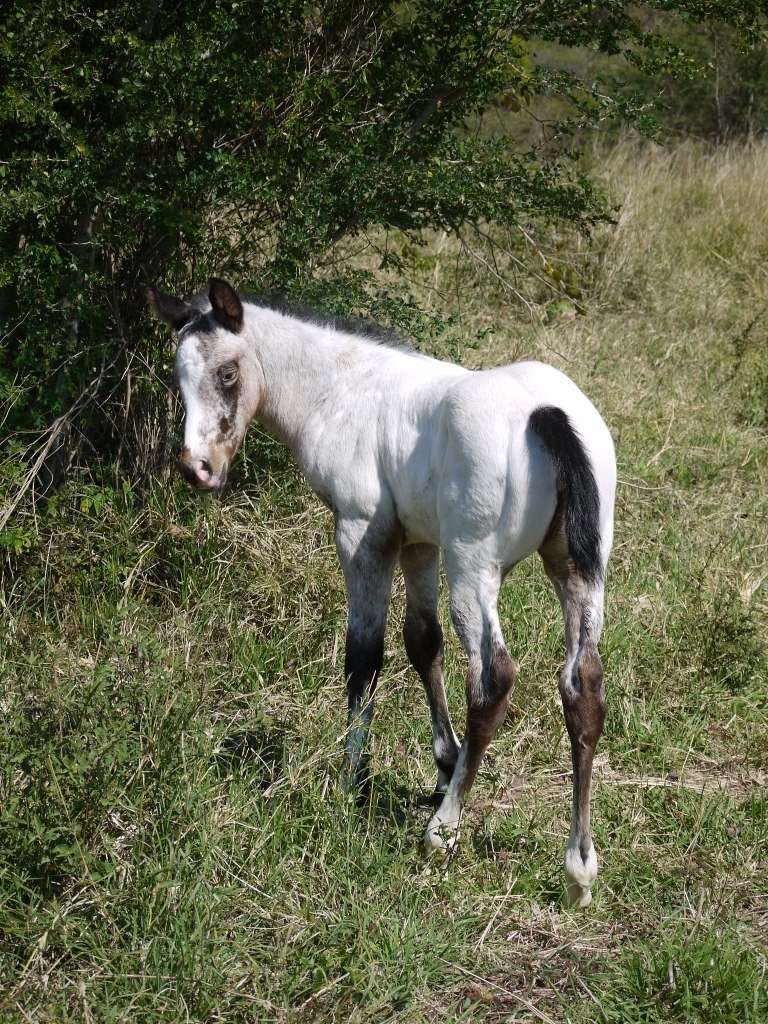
490, 645, 517, 702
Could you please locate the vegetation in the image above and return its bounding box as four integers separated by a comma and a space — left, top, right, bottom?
1, 0, 765, 499
1, 141, 766, 1022
627, 19, 768, 139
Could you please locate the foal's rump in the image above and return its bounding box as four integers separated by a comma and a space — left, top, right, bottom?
437, 361, 615, 569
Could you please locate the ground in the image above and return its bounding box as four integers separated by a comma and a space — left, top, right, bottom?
1, 143, 766, 1022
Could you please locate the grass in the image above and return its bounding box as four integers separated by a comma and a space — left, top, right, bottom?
1, 140, 767, 1021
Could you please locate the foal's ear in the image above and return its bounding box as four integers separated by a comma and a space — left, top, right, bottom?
146, 287, 195, 331
209, 277, 243, 334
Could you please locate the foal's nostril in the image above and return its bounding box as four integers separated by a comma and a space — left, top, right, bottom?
177, 454, 215, 489
178, 459, 199, 487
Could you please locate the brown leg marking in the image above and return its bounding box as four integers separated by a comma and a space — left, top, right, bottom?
403, 609, 460, 784
402, 608, 442, 682
561, 646, 605, 858
460, 645, 517, 798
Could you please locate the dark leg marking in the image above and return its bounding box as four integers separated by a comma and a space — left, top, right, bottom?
336, 515, 398, 791
345, 629, 385, 787
541, 546, 607, 906
560, 646, 605, 859
460, 644, 517, 798
401, 544, 460, 792
403, 607, 459, 784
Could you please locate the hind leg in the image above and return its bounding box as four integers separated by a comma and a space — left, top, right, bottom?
401, 544, 460, 795
425, 551, 517, 852
542, 547, 606, 908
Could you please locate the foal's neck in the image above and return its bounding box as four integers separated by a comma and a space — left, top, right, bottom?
243, 304, 385, 450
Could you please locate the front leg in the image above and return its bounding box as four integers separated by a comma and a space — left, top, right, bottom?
336, 516, 398, 789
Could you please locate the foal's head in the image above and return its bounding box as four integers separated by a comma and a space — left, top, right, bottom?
148, 278, 262, 490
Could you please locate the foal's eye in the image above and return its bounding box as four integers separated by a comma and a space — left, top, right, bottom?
218, 362, 239, 388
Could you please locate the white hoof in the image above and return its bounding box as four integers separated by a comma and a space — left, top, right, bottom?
564, 842, 598, 909
564, 881, 593, 908
424, 815, 460, 854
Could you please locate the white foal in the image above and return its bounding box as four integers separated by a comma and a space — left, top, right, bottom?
149, 278, 616, 909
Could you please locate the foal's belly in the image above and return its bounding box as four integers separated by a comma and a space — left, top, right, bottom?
399, 509, 441, 547
395, 484, 441, 546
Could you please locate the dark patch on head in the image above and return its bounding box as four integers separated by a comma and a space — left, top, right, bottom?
177, 312, 217, 347
216, 373, 240, 427
219, 416, 231, 435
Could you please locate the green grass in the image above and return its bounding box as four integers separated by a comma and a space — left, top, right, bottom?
1, 141, 767, 1021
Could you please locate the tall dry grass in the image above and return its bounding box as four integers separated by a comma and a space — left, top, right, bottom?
593, 140, 768, 314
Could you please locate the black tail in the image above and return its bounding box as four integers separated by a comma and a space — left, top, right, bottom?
529, 406, 601, 582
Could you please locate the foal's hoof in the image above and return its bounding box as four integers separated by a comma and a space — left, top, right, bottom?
564, 881, 593, 909
424, 815, 460, 855
563, 843, 598, 910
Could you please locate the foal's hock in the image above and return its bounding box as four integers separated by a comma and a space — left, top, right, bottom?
149, 277, 617, 909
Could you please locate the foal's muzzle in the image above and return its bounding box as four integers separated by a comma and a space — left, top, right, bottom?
177, 452, 227, 492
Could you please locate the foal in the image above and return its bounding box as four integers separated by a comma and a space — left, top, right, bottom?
149, 278, 616, 908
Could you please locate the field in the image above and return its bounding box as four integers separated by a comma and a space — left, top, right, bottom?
1, 142, 767, 1022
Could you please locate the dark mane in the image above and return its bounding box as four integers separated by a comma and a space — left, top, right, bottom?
241, 293, 412, 351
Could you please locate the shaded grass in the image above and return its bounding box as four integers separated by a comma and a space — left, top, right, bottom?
2, 141, 768, 1021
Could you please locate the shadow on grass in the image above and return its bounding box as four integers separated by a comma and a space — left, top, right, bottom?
214, 724, 289, 788
354, 767, 444, 829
